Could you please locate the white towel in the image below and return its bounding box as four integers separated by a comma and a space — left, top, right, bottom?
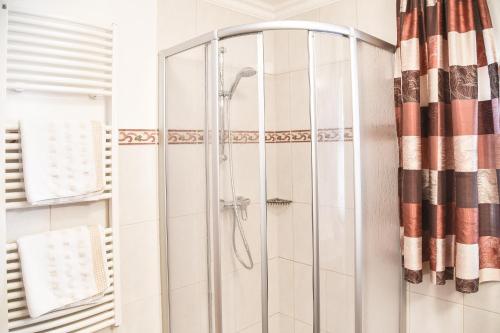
17, 225, 111, 318
20, 119, 105, 205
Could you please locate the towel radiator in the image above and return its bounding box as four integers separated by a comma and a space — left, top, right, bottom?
0, 5, 121, 333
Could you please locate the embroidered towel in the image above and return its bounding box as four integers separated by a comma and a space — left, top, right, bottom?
17, 225, 111, 318
20, 119, 105, 205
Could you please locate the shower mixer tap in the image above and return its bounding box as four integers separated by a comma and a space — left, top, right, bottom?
221, 196, 250, 220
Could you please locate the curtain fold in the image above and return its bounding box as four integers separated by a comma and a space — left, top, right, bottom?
395, 0, 500, 293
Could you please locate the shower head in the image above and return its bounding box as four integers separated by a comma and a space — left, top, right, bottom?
239, 67, 258, 77
227, 67, 257, 98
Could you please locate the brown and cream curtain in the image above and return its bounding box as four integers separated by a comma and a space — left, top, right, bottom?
395, 0, 499, 293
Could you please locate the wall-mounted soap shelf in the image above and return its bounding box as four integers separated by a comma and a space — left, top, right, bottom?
266, 198, 292, 207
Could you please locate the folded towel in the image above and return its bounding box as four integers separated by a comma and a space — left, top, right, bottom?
20, 119, 105, 205
17, 225, 111, 318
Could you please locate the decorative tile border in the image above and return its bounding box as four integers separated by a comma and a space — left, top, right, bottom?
167, 129, 204, 144
119, 129, 159, 145
118, 128, 353, 145
267, 128, 353, 143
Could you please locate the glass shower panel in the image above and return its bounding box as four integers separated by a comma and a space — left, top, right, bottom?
356, 40, 400, 333
164, 45, 211, 333
217, 34, 264, 333
314, 33, 355, 333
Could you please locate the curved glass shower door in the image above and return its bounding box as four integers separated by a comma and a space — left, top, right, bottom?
161, 31, 356, 333
160, 22, 399, 333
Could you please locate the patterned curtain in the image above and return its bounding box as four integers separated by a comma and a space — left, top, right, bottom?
395, 0, 499, 293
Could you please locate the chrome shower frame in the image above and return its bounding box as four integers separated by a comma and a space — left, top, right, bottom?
158, 20, 398, 333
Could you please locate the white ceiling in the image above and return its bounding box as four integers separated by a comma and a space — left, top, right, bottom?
205, 0, 339, 19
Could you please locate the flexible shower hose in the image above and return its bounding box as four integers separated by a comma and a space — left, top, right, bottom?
225, 97, 254, 270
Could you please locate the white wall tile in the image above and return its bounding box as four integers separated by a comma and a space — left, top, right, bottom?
277, 205, 294, 260
232, 264, 263, 331
272, 30, 291, 75
265, 75, 277, 131
464, 282, 500, 314
6, 208, 50, 242
319, 0, 357, 27
316, 61, 352, 129
119, 145, 159, 224
279, 258, 295, 317
319, 206, 354, 276
239, 321, 262, 333
356, 0, 397, 44
277, 143, 293, 200
291, 143, 312, 204
114, 0, 157, 129
409, 264, 464, 304
222, 270, 237, 333
294, 262, 313, 324
264, 31, 276, 74
274, 73, 292, 131
166, 54, 206, 130
288, 30, 310, 73
50, 201, 107, 230
279, 314, 295, 332
166, 144, 205, 218
289, 70, 310, 130
167, 213, 207, 290
324, 271, 354, 333
169, 281, 210, 333
269, 258, 280, 316
120, 220, 161, 304
317, 142, 354, 209
121, 295, 163, 333
223, 80, 259, 131
269, 313, 281, 333
464, 306, 500, 333
292, 203, 312, 265
267, 206, 279, 259
221, 144, 261, 204
221, 34, 259, 88
294, 319, 313, 333
409, 292, 463, 333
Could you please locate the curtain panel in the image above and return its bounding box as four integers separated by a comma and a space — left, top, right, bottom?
395, 0, 500, 293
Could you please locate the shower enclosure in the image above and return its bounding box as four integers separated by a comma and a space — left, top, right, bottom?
159, 21, 400, 333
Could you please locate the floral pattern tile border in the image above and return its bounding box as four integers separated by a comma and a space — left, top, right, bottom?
119, 129, 159, 145
118, 128, 353, 145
